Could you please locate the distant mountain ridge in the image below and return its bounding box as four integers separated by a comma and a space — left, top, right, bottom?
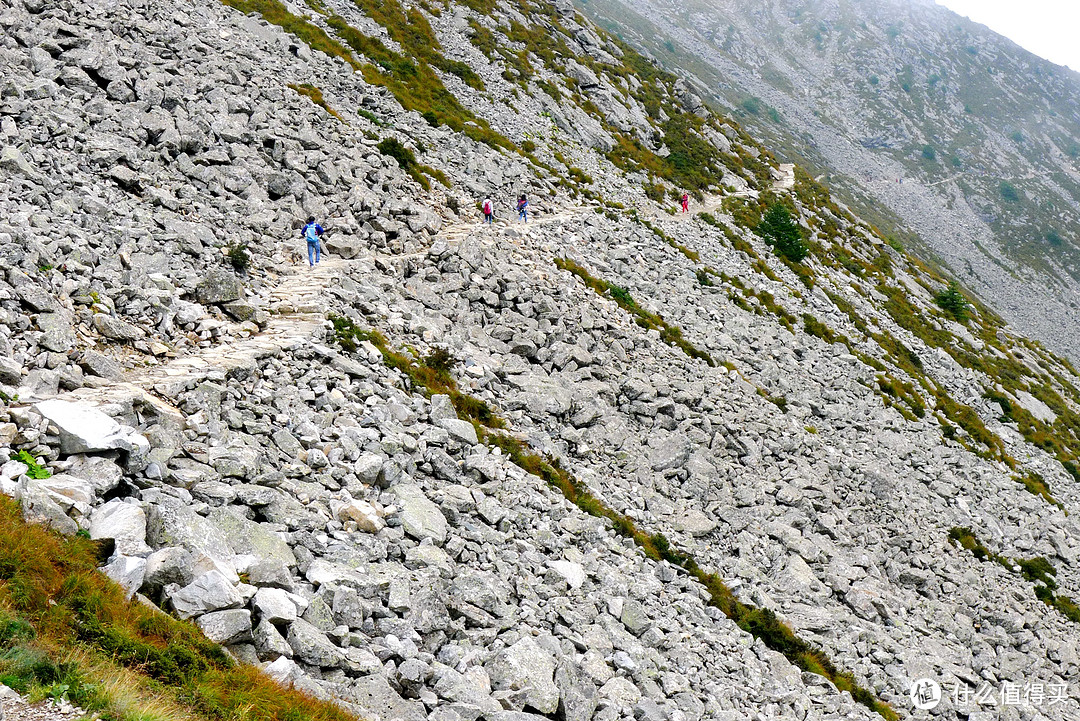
579, 0, 1080, 360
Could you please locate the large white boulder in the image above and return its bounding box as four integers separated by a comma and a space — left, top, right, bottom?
196, 609, 253, 645
35, 400, 149, 458
102, 555, 147, 599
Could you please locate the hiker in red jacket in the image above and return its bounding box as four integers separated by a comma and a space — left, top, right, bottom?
681, 193, 689, 213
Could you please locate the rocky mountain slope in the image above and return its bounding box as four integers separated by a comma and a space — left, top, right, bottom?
2, 0, 1080, 719
578, 0, 1080, 361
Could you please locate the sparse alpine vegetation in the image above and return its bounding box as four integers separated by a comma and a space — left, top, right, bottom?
330, 315, 897, 721
554, 257, 716, 366
0, 498, 357, 721
949, 528, 1080, 623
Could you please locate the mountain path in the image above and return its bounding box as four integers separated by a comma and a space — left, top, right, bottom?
27, 207, 586, 415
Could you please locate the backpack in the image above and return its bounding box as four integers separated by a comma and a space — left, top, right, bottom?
304, 223, 320, 242
483, 200, 492, 214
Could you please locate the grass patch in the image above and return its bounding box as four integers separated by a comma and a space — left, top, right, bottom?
221, 0, 359, 68
327, 12, 515, 154
0, 497, 356, 721
949, 527, 1079, 624
288, 83, 345, 123
1014, 471, 1063, 509
802, 314, 846, 346
376, 137, 447, 191
330, 316, 503, 429
636, 217, 699, 262
553, 258, 715, 366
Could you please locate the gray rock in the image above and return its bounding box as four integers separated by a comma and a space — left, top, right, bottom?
0, 357, 22, 385
620, 599, 651, 636
348, 675, 426, 721
555, 656, 599, 721
650, 435, 690, 471
62, 455, 124, 496
195, 269, 242, 305
206, 507, 296, 568
146, 500, 234, 562
546, 560, 586, 590
438, 418, 479, 445
253, 618, 293, 660
171, 570, 243, 619
35, 400, 149, 457
74, 350, 123, 380
197, 609, 253, 645
101, 555, 146, 599
430, 394, 459, 422
92, 313, 146, 341
89, 500, 150, 556
392, 484, 448, 545
272, 429, 303, 459
142, 547, 194, 592
486, 637, 559, 714
253, 587, 304, 624
247, 557, 296, 591
287, 617, 343, 667
37, 312, 77, 352
0, 145, 38, 178
354, 453, 383, 483
672, 509, 716, 537
17, 479, 79, 536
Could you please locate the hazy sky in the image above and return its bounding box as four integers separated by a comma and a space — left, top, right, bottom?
934, 1, 1080, 71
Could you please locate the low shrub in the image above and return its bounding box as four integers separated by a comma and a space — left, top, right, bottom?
225, 242, 250, 273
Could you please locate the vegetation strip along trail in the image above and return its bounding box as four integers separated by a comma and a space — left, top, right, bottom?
331, 316, 899, 720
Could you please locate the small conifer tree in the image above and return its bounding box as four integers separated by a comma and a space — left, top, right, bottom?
757, 203, 809, 263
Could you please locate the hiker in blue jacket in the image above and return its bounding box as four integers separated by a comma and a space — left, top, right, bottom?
300, 216, 324, 267
516, 194, 528, 222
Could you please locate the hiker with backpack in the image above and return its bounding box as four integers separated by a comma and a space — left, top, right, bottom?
681, 193, 689, 213
300, 216, 325, 267
482, 196, 494, 224
517, 194, 528, 222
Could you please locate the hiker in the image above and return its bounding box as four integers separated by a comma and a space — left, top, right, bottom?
517, 194, 528, 222
300, 216, 325, 267
681, 193, 689, 213
482, 196, 494, 224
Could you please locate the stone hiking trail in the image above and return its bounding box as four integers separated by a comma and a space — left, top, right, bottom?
26, 208, 585, 419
